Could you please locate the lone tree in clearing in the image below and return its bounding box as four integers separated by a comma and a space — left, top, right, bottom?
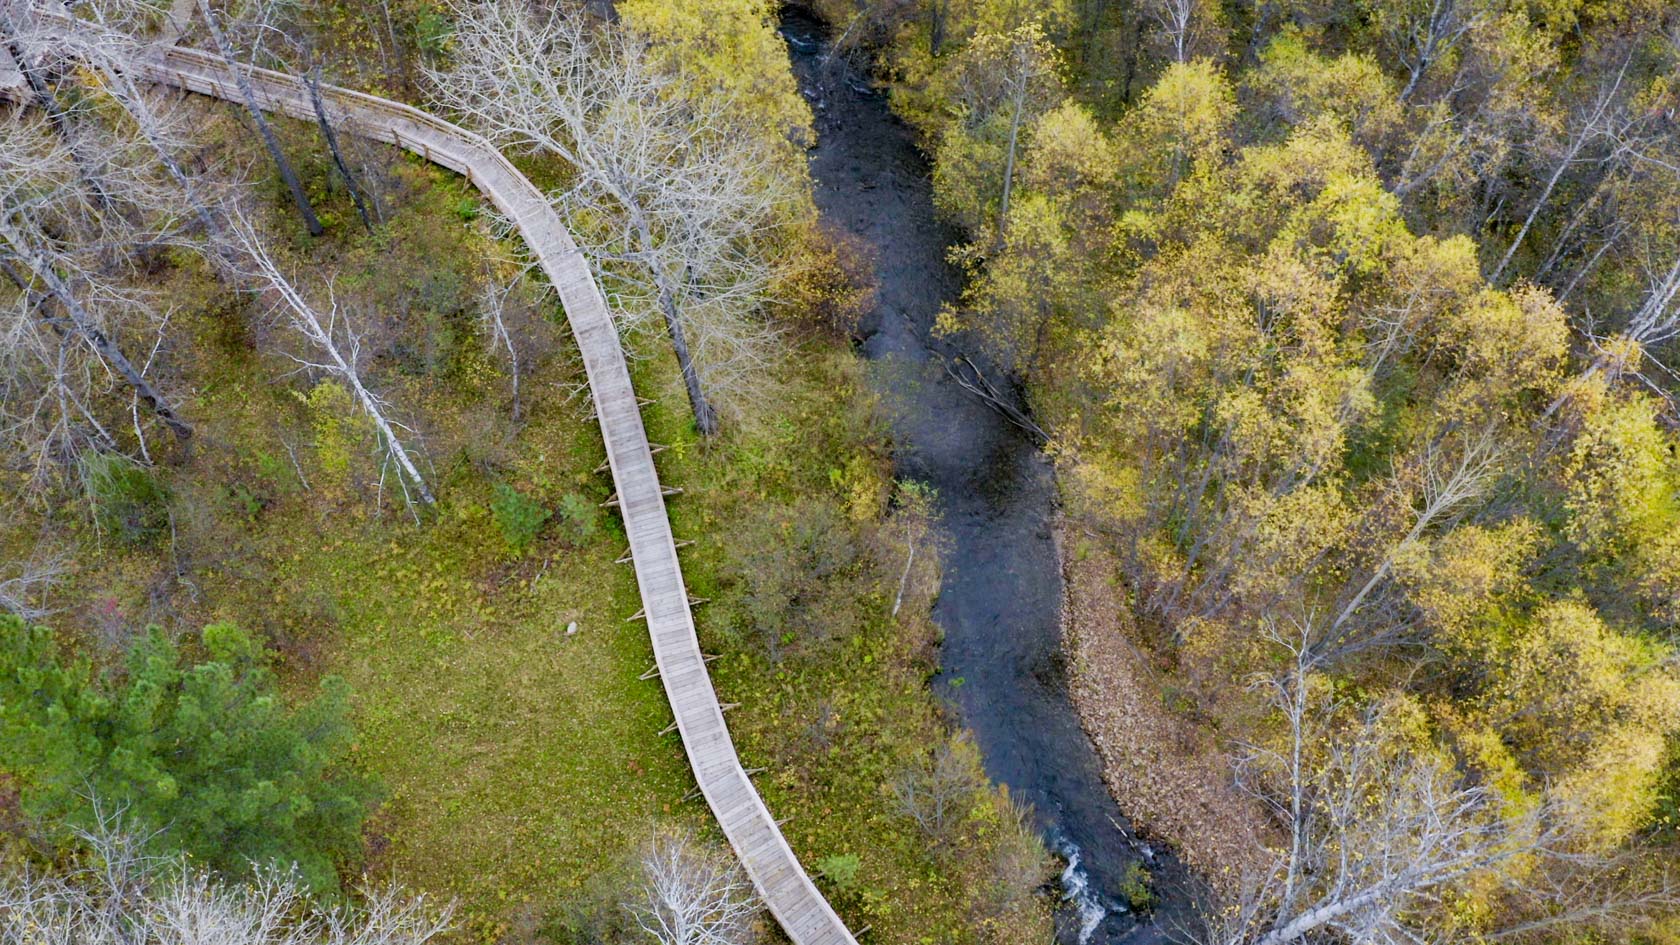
627, 830, 761, 945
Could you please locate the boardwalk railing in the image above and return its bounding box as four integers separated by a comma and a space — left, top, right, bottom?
28, 17, 858, 945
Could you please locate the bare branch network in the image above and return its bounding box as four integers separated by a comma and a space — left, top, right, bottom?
430, 0, 800, 435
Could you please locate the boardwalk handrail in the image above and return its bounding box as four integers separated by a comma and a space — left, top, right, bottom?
24, 13, 859, 944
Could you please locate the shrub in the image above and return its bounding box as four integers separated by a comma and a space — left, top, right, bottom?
491, 483, 551, 553
1118, 862, 1154, 913
817, 852, 861, 893
555, 492, 600, 546
720, 498, 871, 661
0, 617, 375, 892
80, 453, 169, 546
303, 380, 370, 495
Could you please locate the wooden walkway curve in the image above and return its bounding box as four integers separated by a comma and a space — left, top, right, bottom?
54, 23, 859, 945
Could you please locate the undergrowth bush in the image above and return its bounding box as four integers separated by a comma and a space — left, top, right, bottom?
554, 492, 600, 546
491, 483, 550, 554
80, 453, 169, 547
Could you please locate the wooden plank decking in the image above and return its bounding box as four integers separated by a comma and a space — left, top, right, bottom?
53, 27, 860, 945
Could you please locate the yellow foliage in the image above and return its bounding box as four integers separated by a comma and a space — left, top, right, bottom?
1480, 602, 1680, 824
1023, 100, 1116, 197
1554, 722, 1673, 850
1394, 519, 1541, 641
1282, 170, 1406, 278
1434, 284, 1569, 410
1248, 29, 1405, 155
1564, 383, 1677, 555
1117, 60, 1235, 198
617, 0, 814, 152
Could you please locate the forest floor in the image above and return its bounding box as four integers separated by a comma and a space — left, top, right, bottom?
1058, 522, 1273, 890
0, 95, 1048, 944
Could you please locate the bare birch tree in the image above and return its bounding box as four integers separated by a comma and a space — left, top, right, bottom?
1316, 426, 1503, 659
0, 545, 66, 621
1200, 630, 1680, 945
1146, 0, 1196, 64
0, 100, 194, 481
477, 276, 524, 423
1489, 56, 1633, 284
431, 0, 795, 435
994, 24, 1056, 236
1209, 633, 1537, 945
625, 830, 761, 945
230, 216, 434, 509
0, 817, 453, 945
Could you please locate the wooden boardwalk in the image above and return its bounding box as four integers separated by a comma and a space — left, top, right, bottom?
85, 30, 859, 945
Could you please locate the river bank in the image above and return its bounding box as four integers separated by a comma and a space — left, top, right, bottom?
1057, 520, 1272, 890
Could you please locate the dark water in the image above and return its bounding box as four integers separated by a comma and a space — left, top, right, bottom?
780, 11, 1194, 945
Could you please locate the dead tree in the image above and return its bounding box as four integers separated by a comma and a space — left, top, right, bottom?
5, 1, 231, 250
1386, 0, 1479, 104
1317, 427, 1501, 658
0, 108, 194, 478
0, 546, 66, 621
477, 276, 523, 422
1489, 57, 1632, 284
0, 233, 192, 443
0, 4, 117, 209
625, 830, 761, 945
305, 63, 374, 234
431, 0, 794, 436
0, 812, 454, 945
195, 0, 323, 236
1146, 0, 1196, 63
231, 217, 434, 509
1199, 630, 1680, 945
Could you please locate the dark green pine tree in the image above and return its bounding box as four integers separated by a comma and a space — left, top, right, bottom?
0, 616, 375, 891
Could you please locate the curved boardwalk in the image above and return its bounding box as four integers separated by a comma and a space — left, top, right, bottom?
97, 32, 858, 945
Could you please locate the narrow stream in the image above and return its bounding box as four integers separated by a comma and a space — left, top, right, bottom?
781, 11, 1194, 945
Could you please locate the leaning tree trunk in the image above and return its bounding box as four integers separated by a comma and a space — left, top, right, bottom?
0, 237, 193, 442
631, 216, 718, 436
0, 9, 114, 210
197, 0, 324, 236
305, 67, 374, 233
657, 280, 719, 437
997, 75, 1026, 241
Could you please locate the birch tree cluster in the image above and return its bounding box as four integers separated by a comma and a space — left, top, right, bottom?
0, 1, 218, 484
0, 821, 451, 945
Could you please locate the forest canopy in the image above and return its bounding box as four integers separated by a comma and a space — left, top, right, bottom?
807, 0, 1680, 940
